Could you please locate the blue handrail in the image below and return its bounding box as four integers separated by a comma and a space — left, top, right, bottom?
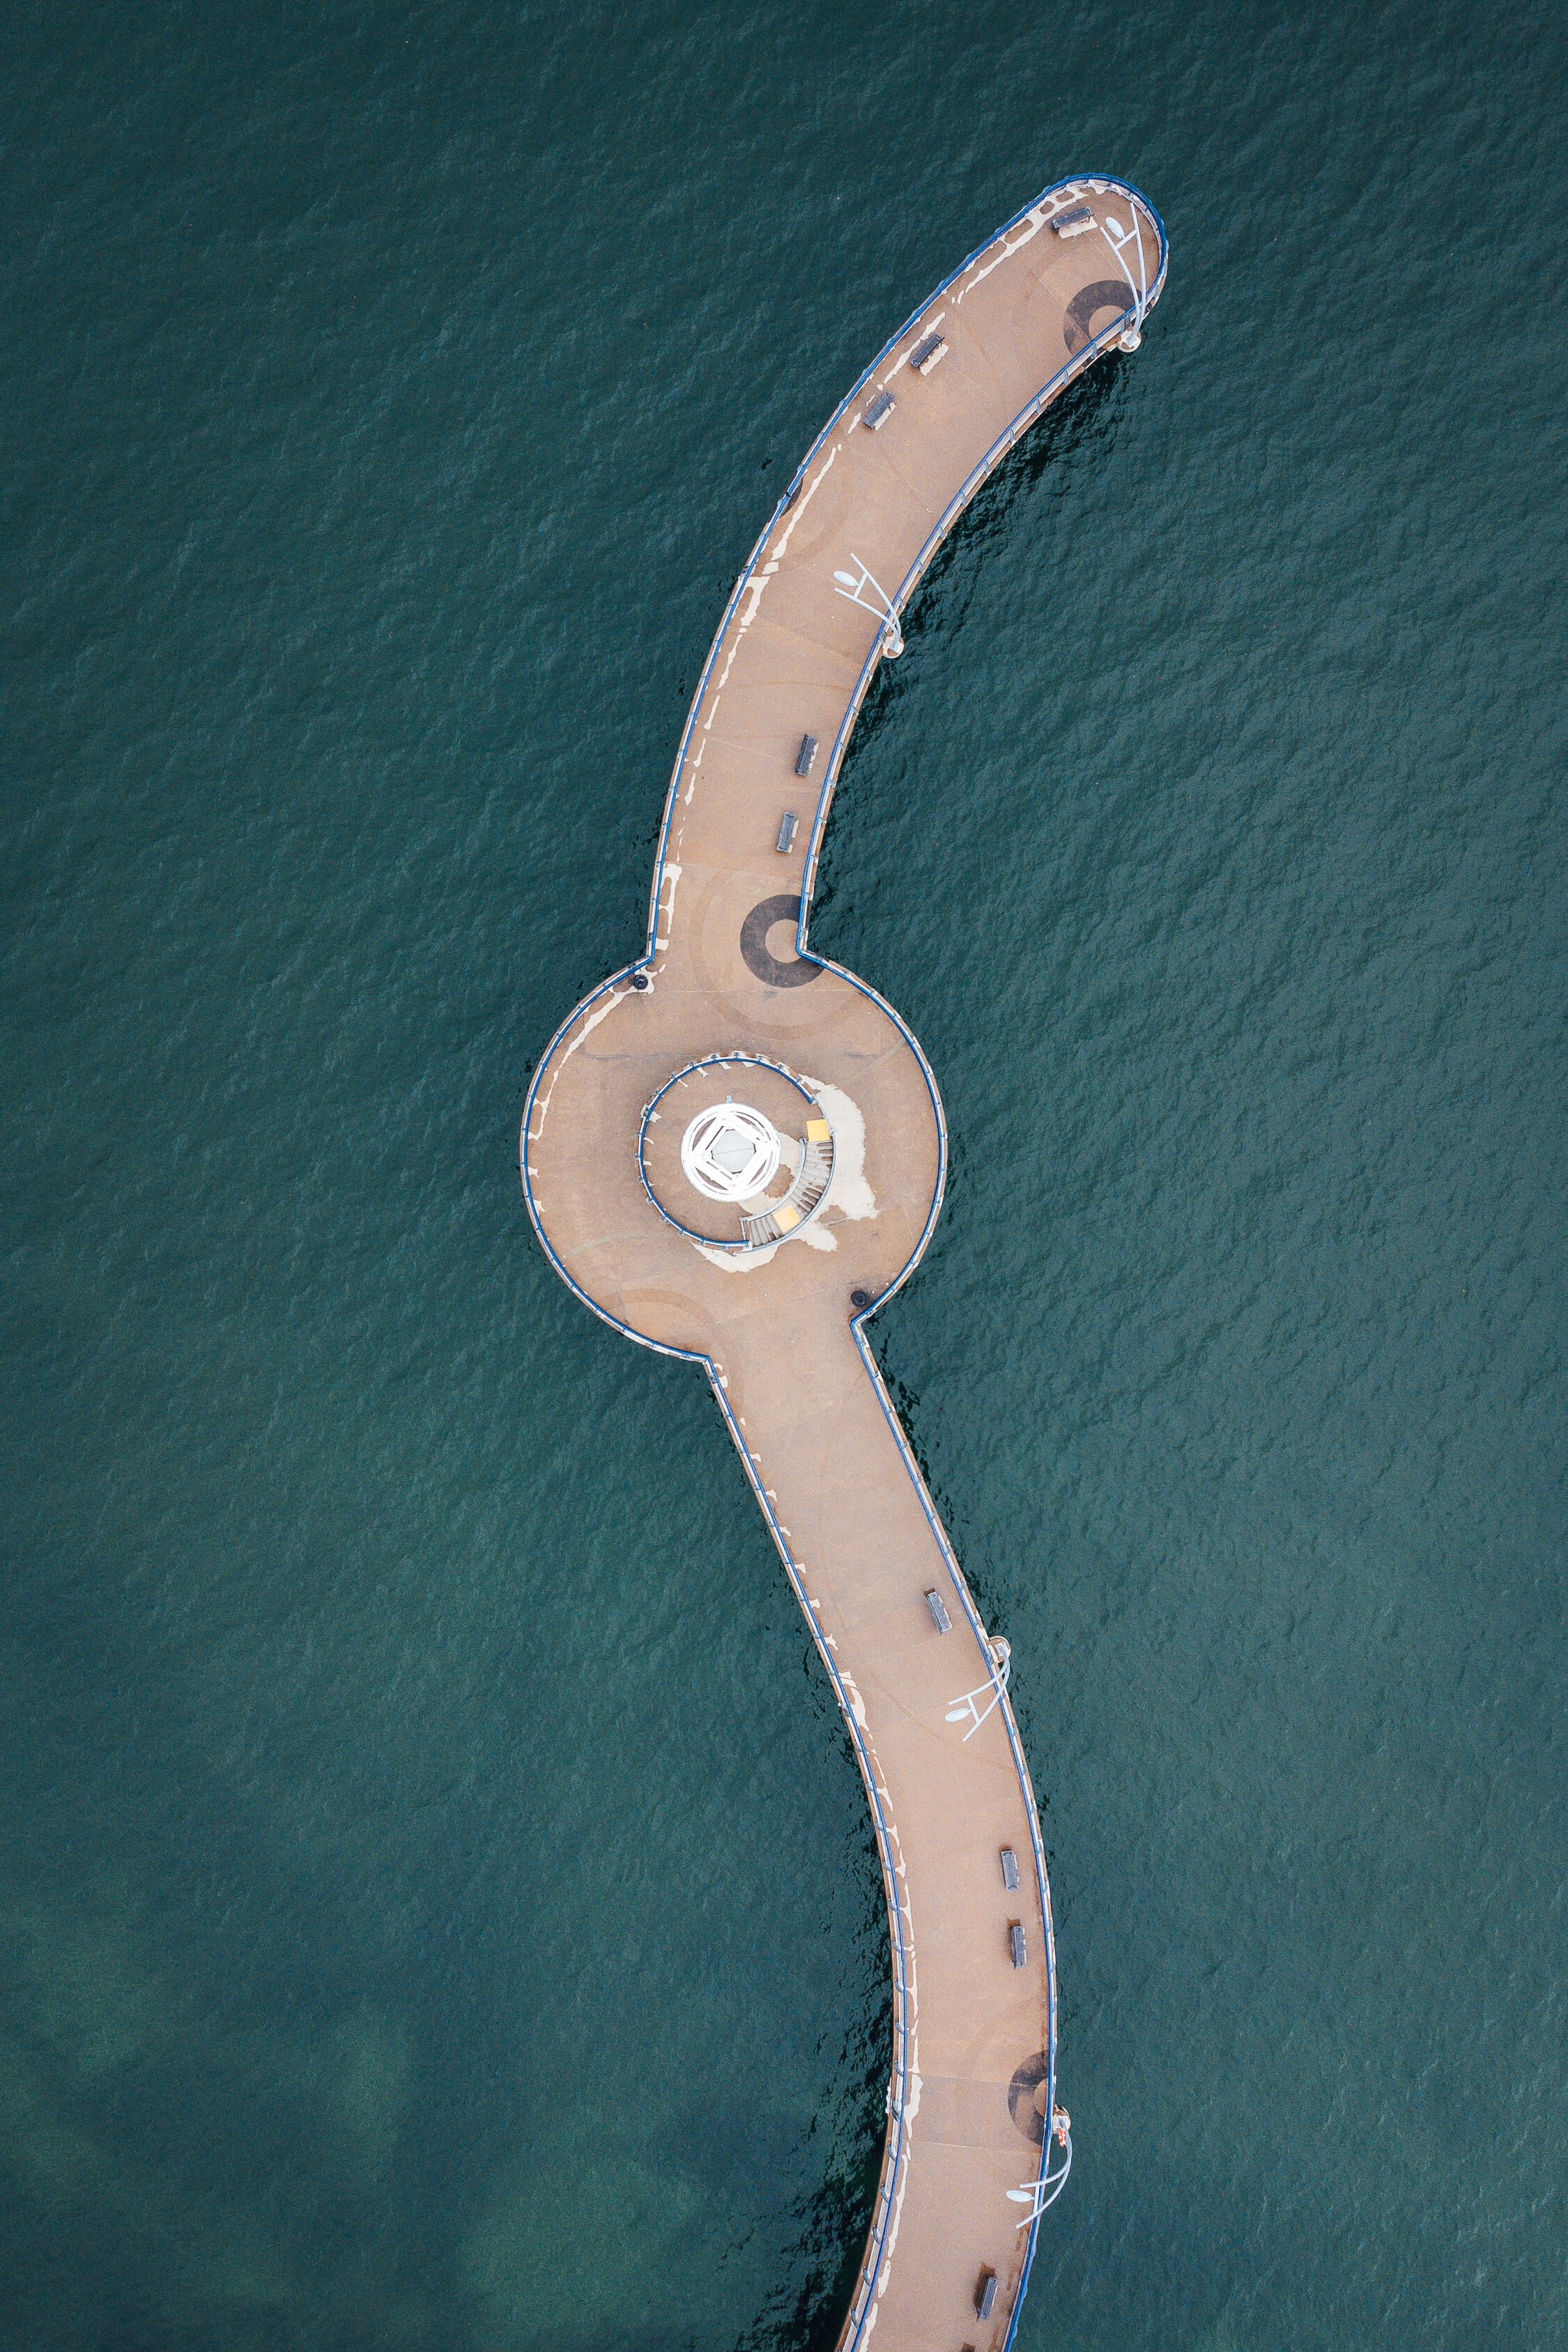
519, 171, 1169, 2344
635, 1052, 827, 1250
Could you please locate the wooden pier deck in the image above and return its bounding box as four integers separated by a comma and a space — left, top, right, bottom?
521, 177, 1167, 2351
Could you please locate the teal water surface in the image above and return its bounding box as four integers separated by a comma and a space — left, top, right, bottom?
3, 3, 1565, 2348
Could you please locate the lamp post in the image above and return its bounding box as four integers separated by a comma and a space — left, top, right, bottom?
832, 555, 904, 656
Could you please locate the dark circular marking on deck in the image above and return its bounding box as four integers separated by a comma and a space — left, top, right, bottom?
740, 895, 822, 988
1063, 279, 1134, 357
1008, 2051, 1051, 2146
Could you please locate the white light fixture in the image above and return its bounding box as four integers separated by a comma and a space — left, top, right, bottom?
831, 554, 903, 656
681, 1102, 782, 1202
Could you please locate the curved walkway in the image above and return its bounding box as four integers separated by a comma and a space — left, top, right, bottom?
521, 176, 1167, 2351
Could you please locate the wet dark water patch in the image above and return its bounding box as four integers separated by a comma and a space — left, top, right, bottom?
740, 894, 822, 987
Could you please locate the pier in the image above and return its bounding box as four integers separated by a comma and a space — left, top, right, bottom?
521, 176, 1167, 2351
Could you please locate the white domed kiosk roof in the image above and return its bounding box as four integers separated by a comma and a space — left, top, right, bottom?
680, 1102, 781, 1203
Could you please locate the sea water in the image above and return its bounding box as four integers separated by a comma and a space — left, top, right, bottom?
3, 3, 1565, 2346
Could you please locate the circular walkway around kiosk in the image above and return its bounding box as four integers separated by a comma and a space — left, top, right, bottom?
639, 1056, 821, 1245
